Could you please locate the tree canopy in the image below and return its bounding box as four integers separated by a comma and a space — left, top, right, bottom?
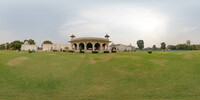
137, 40, 144, 50
161, 42, 166, 50
24, 39, 35, 45
152, 45, 157, 50
0, 44, 6, 50
167, 45, 176, 50
42, 40, 53, 44
10, 40, 23, 50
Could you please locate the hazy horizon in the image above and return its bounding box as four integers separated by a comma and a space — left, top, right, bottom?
0, 0, 200, 47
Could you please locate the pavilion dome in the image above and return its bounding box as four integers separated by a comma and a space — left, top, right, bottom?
70, 37, 111, 42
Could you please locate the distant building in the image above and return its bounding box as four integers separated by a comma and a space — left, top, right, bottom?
21, 41, 38, 51
42, 44, 70, 51
110, 43, 135, 52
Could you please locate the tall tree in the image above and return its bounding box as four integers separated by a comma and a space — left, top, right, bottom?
0, 44, 6, 50
137, 40, 144, 50
161, 42, 166, 51
10, 40, 23, 50
152, 45, 157, 50
24, 39, 35, 45
42, 40, 53, 44
5, 42, 10, 50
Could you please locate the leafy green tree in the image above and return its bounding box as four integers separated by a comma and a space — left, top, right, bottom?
10, 40, 23, 50
152, 45, 157, 50
192, 45, 197, 50
42, 40, 53, 44
137, 40, 144, 50
24, 39, 35, 45
167, 45, 176, 50
161, 42, 166, 50
0, 44, 6, 50
5, 42, 10, 50
176, 44, 195, 50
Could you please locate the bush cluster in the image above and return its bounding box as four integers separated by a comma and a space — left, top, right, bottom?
104, 51, 109, 53
92, 51, 98, 54
53, 50, 58, 52
68, 50, 74, 53
80, 51, 85, 53
112, 50, 117, 53
62, 50, 67, 52
168, 44, 200, 50
148, 50, 152, 54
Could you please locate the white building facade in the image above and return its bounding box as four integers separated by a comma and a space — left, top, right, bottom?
110, 44, 135, 52
42, 44, 70, 51
21, 41, 38, 51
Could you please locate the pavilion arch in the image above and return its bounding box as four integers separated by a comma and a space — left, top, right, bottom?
112, 47, 116, 51
73, 43, 77, 50
102, 43, 107, 50
95, 43, 100, 50
79, 43, 85, 50
87, 43, 93, 50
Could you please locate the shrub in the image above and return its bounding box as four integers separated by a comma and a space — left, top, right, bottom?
148, 50, 152, 54
111, 48, 117, 53
80, 51, 85, 53
53, 50, 58, 52
92, 51, 98, 54
111, 49, 117, 53
104, 51, 109, 53
28, 49, 31, 53
79, 47, 84, 53
68, 50, 74, 53
63, 50, 67, 52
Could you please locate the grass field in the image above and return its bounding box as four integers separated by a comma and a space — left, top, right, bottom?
0, 51, 200, 100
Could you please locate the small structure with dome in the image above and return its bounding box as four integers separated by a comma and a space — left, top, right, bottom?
69, 34, 111, 52
21, 41, 38, 51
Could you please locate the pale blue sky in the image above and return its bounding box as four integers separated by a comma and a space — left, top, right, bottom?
0, 0, 200, 47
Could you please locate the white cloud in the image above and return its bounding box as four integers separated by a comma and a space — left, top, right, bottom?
177, 26, 198, 34
59, 4, 169, 47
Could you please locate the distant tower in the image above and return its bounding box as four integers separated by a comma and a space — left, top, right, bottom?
70, 34, 75, 39
105, 34, 110, 39
186, 40, 191, 45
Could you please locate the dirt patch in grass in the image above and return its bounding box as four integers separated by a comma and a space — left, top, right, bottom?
6, 57, 29, 66
89, 54, 141, 64
150, 59, 168, 66
136, 64, 142, 66
183, 55, 192, 59
89, 58, 97, 64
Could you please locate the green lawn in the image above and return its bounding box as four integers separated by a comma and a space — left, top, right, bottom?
0, 51, 200, 100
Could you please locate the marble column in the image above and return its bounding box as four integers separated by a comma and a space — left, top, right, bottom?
84, 43, 87, 51
71, 43, 73, 50
92, 42, 95, 51
107, 43, 109, 51
77, 43, 80, 51
100, 43, 103, 52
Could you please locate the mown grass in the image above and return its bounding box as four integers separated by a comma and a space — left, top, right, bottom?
0, 51, 200, 100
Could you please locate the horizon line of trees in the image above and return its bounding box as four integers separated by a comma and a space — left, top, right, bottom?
136, 40, 200, 51
136, 40, 167, 51
1, 39, 200, 51
167, 44, 200, 50
0, 39, 53, 50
